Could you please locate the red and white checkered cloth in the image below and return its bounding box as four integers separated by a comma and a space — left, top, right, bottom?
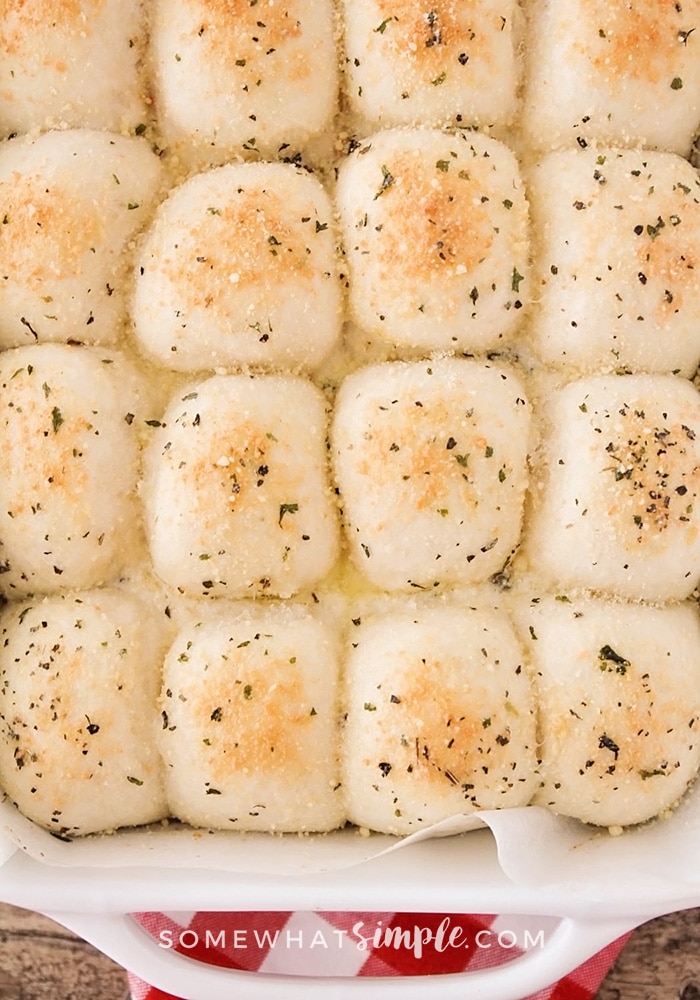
127, 911, 631, 999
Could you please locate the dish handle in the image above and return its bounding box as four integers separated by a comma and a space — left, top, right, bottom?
47, 910, 638, 1000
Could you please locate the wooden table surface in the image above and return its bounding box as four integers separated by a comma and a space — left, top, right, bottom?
0, 903, 699, 999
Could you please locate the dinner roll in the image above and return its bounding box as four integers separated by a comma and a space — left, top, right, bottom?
335, 128, 529, 353
342, 604, 537, 835
0, 0, 149, 137
525, 374, 700, 602
151, 0, 338, 166
528, 148, 700, 377
522, 0, 700, 155
160, 603, 343, 832
0, 129, 163, 349
0, 590, 168, 837
518, 595, 700, 828
341, 0, 519, 130
144, 374, 339, 599
132, 161, 341, 373
0, 344, 145, 599
332, 358, 530, 591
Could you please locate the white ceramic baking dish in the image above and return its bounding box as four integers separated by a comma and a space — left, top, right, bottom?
2, 800, 699, 1000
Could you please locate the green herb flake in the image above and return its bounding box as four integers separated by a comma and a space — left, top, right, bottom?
364, 702, 377, 712
671, 76, 684, 90
431, 70, 447, 85
599, 644, 630, 674
511, 267, 525, 292
127, 775, 144, 786
374, 164, 395, 200
243, 684, 253, 700
51, 407, 64, 433
436, 159, 450, 172
278, 501, 299, 525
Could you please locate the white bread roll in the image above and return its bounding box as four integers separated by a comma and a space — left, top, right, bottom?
522, 0, 700, 155
0, 0, 148, 136
342, 605, 537, 834
341, 0, 519, 130
336, 128, 529, 353
0, 344, 145, 598
144, 374, 340, 599
132, 161, 341, 373
528, 148, 700, 377
152, 0, 338, 166
526, 374, 700, 602
517, 595, 700, 828
0, 129, 163, 349
160, 603, 343, 832
332, 358, 530, 591
0, 590, 168, 836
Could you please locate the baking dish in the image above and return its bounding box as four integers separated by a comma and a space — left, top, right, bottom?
2, 795, 700, 999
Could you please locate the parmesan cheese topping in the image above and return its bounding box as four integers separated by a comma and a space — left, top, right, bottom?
2, 2, 700, 840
